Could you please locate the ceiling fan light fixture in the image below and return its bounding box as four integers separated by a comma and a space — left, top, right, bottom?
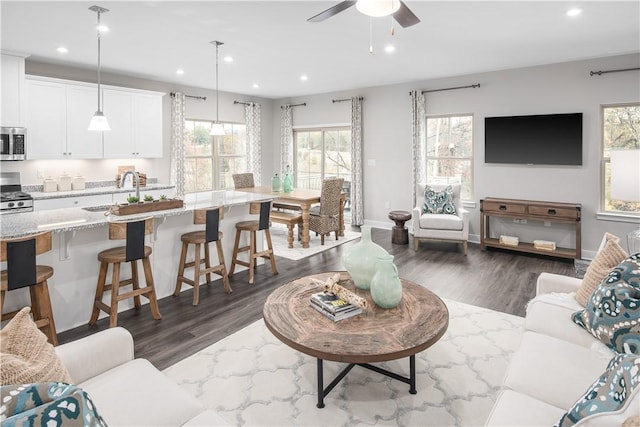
356, 0, 400, 18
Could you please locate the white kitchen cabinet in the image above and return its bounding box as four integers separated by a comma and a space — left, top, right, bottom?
26, 79, 67, 159
65, 85, 103, 158
1, 53, 27, 127
34, 194, 113, 211
103, 89, 162, 159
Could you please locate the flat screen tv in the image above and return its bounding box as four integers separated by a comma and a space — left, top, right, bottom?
484, 113, 583, 166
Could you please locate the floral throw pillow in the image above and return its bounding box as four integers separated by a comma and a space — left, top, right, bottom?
422, 185, 457, 215
556, 353, 640, 427
572, 254, 640, 354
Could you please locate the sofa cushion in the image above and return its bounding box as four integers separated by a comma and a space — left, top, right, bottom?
573, 254, 640, 354
575, 232, 628, 307
0, 382, 107, 426
419, 213, 463, 230
485, 389, 566, 426
0, 307, 72, 385
503, 331, 613, 410
423, 185, 457, 215
556, 353, 640, 427
525, 293, 598, 348
79, 359, 206, 426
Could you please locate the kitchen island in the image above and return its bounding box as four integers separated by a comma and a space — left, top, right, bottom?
0, 191, 273, 332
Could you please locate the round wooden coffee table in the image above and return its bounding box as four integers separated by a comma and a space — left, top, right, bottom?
263, 271, 449, 408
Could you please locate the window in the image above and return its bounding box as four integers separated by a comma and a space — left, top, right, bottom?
183, 120, 247, 193
601, 104, 640, 215
293, 127, 351, 190
425, 114, 473, 200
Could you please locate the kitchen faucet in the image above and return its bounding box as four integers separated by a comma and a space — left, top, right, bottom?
121, 170, 140, 202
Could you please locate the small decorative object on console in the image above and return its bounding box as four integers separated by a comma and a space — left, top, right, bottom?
499, 235, 520, 246
533, 239, 556, 251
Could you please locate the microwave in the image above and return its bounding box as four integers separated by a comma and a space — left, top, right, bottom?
1, 127, 26, 161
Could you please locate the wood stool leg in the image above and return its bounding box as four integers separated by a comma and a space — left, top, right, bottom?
286, 224, 294, 248
174, 242, 188, 296
216, 239, 232, 294
109, 262, 121, 328
0, 289, 5, 320
32, 280, 58, 346
89, 261, 109, 325
28, 285, 42, 321
229, 229, 242, 278
264, 229, 279, 275
131, 260, 142, 309
248, 230, 256, 285
142, 256, 162, 320
204, 243, 212, 284
192, 243, 201, 306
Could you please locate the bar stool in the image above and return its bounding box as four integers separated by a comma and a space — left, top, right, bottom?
229, 200, 278, 285
0, 231, 58, 345
174, 206, 231, 305
89, 217, 162, 328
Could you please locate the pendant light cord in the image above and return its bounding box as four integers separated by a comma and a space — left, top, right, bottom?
215, 41, 219, 123
96, 10, 102, 113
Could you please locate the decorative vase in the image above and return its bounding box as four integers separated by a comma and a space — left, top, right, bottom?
342, 225, 388, 290
283, 165, 293, 193
271, 173, 281, 192
370, 254, 403, 309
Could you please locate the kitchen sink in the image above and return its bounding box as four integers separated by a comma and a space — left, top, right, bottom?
82, 204, 114, 212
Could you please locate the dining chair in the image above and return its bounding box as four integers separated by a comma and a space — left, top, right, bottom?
308, 177, 344, 245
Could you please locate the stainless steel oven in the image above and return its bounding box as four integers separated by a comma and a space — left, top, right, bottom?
1, 127, 26, 161
0, 172, 33, 214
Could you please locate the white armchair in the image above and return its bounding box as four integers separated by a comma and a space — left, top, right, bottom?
412, 183, 470, 254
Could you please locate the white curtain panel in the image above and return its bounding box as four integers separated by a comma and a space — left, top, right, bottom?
170, 92, 186, 198
280, 105, 294, 174
244, 102, 262, 185
350, 96, 364, 226
410, 90, 427, 208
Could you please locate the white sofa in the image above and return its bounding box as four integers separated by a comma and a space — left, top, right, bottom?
54, 327, 230, 427
486, 272, 639, 426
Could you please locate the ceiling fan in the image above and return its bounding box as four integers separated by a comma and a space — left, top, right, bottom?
308, 0, 420, 28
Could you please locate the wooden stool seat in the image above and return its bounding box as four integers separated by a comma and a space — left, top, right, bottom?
174, 207, 230, 306
90, 218, 161, 328
1, 231, 58, 345
229, 201, 278, 285
270, 211, 302, 249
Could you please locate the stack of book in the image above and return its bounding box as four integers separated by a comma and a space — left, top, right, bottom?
310, 291, 363, 322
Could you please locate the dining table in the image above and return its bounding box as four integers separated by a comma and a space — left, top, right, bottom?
236, 186, 345, 248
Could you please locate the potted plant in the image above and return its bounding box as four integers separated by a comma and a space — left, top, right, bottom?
127, 194, 140, 204
159, 194, 168, 201
144, 195, 155, 202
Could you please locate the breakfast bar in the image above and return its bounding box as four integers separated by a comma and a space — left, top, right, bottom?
0, 191, 273, 333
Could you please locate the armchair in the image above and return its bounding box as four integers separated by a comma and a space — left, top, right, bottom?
412, 183, 470, 254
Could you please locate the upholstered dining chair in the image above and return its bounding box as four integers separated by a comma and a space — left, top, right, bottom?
232, 173, 255, 189
412, 183, 469, 254
308, 177, 344, 245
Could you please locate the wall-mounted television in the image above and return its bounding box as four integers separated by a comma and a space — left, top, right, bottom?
484, 113, 583, 166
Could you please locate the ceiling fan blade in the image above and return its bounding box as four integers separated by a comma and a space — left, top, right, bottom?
393, 1, 420, 28
308, 1, 356, 22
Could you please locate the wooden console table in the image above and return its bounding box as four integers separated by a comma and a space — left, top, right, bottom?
480, 197, 581, 259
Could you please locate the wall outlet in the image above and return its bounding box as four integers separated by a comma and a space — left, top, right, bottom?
544, 221, 551, 227
367, 159, 376, 166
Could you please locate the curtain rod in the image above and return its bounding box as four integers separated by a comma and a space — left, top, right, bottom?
590, 67, 640, 76
233, 100, 258, 106
420, 84, 480, 94
281, 102, 307, 109
332, 96, 364, 103
170, 92, 207, 101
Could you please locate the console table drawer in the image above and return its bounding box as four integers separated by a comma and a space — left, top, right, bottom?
482, 201, 526, 215
528, 205, 579, 220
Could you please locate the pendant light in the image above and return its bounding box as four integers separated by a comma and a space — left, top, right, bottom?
210, 40, 225, 136
356, 0, 400, 18
88, 5, 110, 131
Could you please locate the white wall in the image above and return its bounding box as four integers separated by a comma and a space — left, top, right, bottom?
273, 53, 640, 257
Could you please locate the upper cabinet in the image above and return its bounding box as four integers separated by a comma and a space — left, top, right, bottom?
1, 53, 28, 127
25, 75, 164, 160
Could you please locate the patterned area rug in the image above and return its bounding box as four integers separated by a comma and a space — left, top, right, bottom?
268, 223, 361, 261
164, 299, 524, 426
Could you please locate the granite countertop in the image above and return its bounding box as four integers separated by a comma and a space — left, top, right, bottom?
28, 183, 176, 200
0, 191, 272, 238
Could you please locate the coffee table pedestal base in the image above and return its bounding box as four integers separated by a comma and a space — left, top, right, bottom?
316, 355, 417, 408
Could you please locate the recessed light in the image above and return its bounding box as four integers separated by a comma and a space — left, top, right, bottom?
57, 46, 68, 53
176, 69, 185, 75
252, 83, 259, 89
224, 56, 233, 63
566, 8, 582, 17
300, 75, 308, 81
97, 24, 109, 32
384, 45, 396, 53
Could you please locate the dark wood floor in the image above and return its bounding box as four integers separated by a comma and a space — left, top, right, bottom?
58, 227, 577, 370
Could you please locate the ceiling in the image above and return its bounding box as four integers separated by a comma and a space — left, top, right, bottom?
2, 1, 639, 99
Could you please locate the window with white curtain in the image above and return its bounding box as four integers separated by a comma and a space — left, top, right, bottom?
425, 114, 474, 200
183, 119, 247, 192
